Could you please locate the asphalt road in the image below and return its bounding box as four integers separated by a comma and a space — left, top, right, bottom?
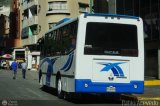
0, 69, 122, 106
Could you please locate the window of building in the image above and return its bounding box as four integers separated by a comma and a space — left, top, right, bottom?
48, 1, 67, 11
79, 3, 89, 13
116, 0, 134, 15
116, 0, 160, 41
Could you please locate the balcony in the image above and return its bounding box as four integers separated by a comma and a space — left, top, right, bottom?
21, 27, 29, 38
23, 0, 38, 10
22, 19, 29, 28
28, 0, 38, 8
21, 39, 29, 46
23, 2, 28, 10
22, 16, 38, 28
21, 27, 38, 45
29, 35, 37, 44
28, 16, 38, 26
48, 0, 67, 2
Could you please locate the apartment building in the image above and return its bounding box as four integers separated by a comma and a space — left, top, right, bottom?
8, 0, 21, 48
0, 0, 11, 54
0, 14, 9, 47
20, 0, 91, 70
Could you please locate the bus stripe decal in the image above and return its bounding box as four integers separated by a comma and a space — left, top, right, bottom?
60, 54, 72, 70
61, 53, 74, 72
111, 67, 119, 76
46, 58, 57, 86
63, 54, 74, 72
115, 66, 124, 76
40, 58, 57, 86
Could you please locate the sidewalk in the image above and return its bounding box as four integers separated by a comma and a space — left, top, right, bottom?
134, 80, 160, 101
121, 80, 160, 102
145, 80, 160, 86
135, 86, 160, 101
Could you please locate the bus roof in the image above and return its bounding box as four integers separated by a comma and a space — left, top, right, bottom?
45, 17, 77, 34
44, 13, 140, 36
84, 13, 140, 20
56, 18, 70, 26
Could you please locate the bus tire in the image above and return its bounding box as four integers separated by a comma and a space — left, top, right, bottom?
57, 78, 63, 99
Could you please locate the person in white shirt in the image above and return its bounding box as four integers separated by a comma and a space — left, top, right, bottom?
21, 60, 27, 79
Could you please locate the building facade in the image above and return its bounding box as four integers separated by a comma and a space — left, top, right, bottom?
0, 0, 11, 16
93, 0, 160, 79
0, 0, 11, 54
0, 14, 9, 47
93, 0, 108, 13
116, 0, 160, 79
20, 0, 91, 70
8, 0, 21, 48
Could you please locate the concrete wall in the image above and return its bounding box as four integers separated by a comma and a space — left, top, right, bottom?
158, 49, 160, 79
108, 0, 116, 14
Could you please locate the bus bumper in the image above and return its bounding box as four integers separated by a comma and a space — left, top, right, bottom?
75, 79, 144, 94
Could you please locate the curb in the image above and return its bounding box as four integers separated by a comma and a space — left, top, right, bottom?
107, 80, 159, 101
121, 94, 160, 102
137, 97, 160, 101
144, 80, 160, 86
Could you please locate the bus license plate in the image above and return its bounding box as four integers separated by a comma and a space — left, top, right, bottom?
107, 86, 116, 92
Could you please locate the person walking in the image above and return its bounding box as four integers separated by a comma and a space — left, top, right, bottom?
11, 60, 18, 79
21, 60, 27, 79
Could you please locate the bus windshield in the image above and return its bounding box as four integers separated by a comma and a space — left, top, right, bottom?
84, 22, 138, 57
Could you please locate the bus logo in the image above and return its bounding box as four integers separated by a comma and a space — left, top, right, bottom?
99, 62, 127, 79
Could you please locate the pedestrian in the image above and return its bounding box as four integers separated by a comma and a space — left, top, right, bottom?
21, 60, 27, 79
11, 60, 18, 79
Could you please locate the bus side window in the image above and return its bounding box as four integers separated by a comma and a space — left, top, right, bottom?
69, 35, 76, 51
68, 22, 77, 52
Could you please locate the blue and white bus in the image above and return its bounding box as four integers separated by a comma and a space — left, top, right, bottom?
38, 13, 144, 99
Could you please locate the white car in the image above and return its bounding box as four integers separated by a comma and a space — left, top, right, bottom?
0, 60, 7, 69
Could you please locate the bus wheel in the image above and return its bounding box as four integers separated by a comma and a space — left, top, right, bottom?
57, 78, 63, 99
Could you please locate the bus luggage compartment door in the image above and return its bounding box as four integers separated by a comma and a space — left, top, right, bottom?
92, 59, 130, 83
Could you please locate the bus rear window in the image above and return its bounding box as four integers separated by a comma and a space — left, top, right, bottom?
84, 22, 138, 57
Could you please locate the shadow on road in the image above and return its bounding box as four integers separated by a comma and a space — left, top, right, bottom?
40, 85, 57, 96
40, 86, 122, 105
